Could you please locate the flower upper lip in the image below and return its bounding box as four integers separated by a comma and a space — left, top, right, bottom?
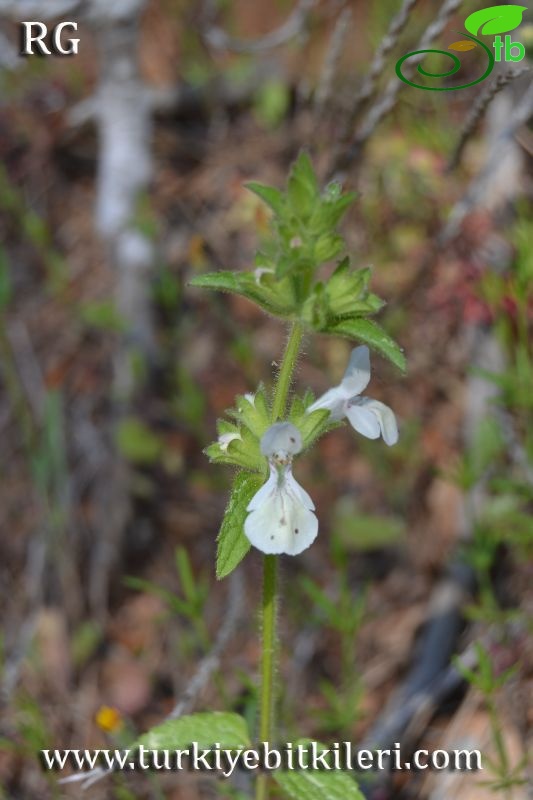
260, 421, 303, 465
307, 346, 399, 446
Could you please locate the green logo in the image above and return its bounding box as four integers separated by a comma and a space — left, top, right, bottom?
396, 4, 528, 91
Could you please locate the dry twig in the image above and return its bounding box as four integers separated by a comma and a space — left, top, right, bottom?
334, 0, 464, 175
348, 0, 420, 126
314, 5, 352, 119
441, 81, 533, 242
448, 67, 532, 171
167, 569, 245, 719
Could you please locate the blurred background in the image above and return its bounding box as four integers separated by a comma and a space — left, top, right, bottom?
0, 1, 531, 798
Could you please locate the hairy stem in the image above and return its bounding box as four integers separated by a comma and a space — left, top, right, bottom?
255, 555, 278, 800
256, 322, 303, 800
272, 322, 304, 421
259, 558, 277, 744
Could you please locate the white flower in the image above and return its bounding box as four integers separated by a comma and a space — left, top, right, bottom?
307, 346, 398, 446
245, 465, 318, 556
218, 432, 242, 451
244, 422, 318, 556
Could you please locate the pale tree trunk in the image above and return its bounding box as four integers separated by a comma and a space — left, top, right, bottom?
1, 0, 159, 616
90, 1, 156, 397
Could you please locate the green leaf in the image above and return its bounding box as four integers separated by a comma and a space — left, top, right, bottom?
465, 5, 527, 36
123, 575, 192, 617
175, 546, 197, 604
333, 498, 405, 551
324, 318, 406, 373
321, 263, 384, 319
275, 769, 363, 800
205, 442, 242, 468
138, 712, 250, 751
290, 408, 330, 449
116, 417, 163, 465
216, 472, 264, 579
233, 389, 271, 439
80, 300, 126, 332
310, 191, 357, 232
274, 741, 364, 800
289, 394, 307, 420
253, 79, 290, 128
314, 233, 344, 263
0, 250, 12, 310
189, 270, 244, 293
471, 416, 504, 476
300, 577, 339, 621
189, 270, 295, 318
364, 293, 386, 313
287, 152, 319, 219
206, 426, 262, 471
246, 182, 286, 215
71, 621, 102, 669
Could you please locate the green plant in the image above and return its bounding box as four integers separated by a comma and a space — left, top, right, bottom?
133, 153, 403, 799
0, 165, 67, 292
125, 546, 210, 652
456, 643, 526, 796
455, 211, 532, 798
300, 575, 366, 735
